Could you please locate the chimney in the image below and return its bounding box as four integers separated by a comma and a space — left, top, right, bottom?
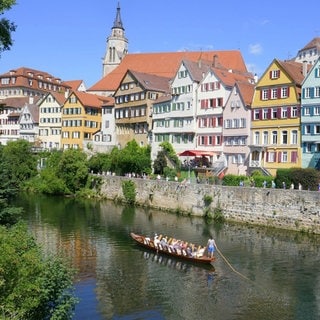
212, 54, 218, 68
302, 60, 308, 77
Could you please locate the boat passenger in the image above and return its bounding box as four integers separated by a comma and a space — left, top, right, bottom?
154, 234, 160, 246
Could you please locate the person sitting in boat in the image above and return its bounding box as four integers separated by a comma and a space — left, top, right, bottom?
160, 236, 169, 250
207, 237, 216, 258
154, 234, 160, 247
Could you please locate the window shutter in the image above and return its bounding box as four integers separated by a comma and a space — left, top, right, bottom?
278, 152, 282, 163
213, 99, 216, 107
269, 71, 272, 79
266, 152, 269, 162
291, 151, 297, 163
268, 89, 271, 99
287, 106, 291, 118
277, 87, 281, 98
267, 108, 271, 119
287, 87, 290, 97
277, 108, 281, 118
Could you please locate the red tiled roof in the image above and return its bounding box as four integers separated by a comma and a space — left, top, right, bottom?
63, 80, 83, 91
0, 96, 41, 108
72, 91, 112, 108
235, 81, 255, 106
89, 50, 247, 92
0, 67, 71, 92
277, 59, 311, 85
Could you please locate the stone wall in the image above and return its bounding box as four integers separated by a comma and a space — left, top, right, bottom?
100, 176, 320, 234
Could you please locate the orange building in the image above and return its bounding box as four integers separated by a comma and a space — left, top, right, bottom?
61, 91, 111, 150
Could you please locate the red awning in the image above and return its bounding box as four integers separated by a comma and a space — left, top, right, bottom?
178, 150, 215, 157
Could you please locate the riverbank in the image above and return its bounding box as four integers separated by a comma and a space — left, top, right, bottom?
99, 175, 320, 234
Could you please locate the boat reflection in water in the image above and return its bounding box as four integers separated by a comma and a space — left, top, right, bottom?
140, 249, 216, 273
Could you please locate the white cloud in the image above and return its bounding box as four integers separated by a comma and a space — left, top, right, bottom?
249, 43, 263, 55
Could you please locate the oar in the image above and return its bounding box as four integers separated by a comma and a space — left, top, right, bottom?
213, 240, 251, 282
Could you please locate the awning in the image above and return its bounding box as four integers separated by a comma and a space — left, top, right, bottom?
178, 150, 215, 157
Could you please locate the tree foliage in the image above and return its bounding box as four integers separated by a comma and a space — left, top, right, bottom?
0, 223, 77, 319
0, 140, 38, 197
0, 0, 17, 56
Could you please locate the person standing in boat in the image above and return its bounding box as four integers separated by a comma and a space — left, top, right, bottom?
207, 237, 216, 258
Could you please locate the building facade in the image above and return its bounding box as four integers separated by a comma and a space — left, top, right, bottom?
301, 56, 320, 168
114, 70, 170, 148
250, 59, 305, 176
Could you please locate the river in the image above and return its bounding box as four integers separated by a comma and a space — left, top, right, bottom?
16, 193, 320, 320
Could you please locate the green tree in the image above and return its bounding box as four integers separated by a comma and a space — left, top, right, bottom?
88, 152, 112, 173
0, 223, 77, 319
113, 140, 151, 175
0, 140, 37, 194
57, 149, 89, 194
153, 150, 167, 174
0, 0, 17, 56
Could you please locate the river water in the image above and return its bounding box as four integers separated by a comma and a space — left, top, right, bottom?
16, 193, 320, 320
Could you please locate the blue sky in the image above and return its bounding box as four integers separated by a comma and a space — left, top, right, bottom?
1, 0, 320, 88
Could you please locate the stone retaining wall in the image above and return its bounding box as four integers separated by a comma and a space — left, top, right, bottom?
100, 176, 320, 234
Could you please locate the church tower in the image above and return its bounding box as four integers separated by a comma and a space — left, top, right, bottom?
102, 3, 128, 77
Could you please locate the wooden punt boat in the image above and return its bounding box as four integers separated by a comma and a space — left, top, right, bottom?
130, 232, 215, 264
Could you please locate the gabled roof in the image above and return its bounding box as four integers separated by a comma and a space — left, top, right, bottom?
26, 104, 40, 123
277, 59, 310, 85
69, 91, 112, 108
182, 59, 212, 82
40, 91, 67, 106
125, 70, 170, 92
154, 93, 172, 104
235, 81, 255, 106
212, 67, 254, 87
63, 80, 85, 91
89, 50, 247, 92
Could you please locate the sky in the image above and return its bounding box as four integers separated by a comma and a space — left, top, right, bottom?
1, 0, 320, 88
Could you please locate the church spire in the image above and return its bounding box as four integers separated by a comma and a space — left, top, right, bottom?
102, 2, 128, 77
113, 2, 124, 30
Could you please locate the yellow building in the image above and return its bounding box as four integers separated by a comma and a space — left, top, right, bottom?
249, 59, 307, 176
61, 91, 110, 150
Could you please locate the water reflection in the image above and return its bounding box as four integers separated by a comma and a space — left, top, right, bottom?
14, 193, 320, 320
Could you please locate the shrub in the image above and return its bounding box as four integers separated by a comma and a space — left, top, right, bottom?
121, 180, 136, 205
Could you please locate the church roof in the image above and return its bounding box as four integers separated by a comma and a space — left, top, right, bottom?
89, 50, 247, 92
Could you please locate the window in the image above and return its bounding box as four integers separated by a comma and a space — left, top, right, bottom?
281, 151, 288, 163
261, 89, 268, 100
254, 110, 260, 120
305, 125, 311, 134
306, 143, 312, 152
270, 69, 280, 79
268, 152, 276, 162
262, 109, 268, 119
305, 107, 310, 116
281, 107, 287, 118
271, 88, 278, 99
314, 107, 320, 115
254, 131, 260, 145
281, 130, 288, 144
316, 125, 320, 134
272, 108, 277, 119
263, 131, 268, 145
315, 87, 320, 97
291, 106, 298, 117
281, 87, 288, 98
272, 131, 277, 144
305, 87, 311, 98
291, 130, 298, 144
